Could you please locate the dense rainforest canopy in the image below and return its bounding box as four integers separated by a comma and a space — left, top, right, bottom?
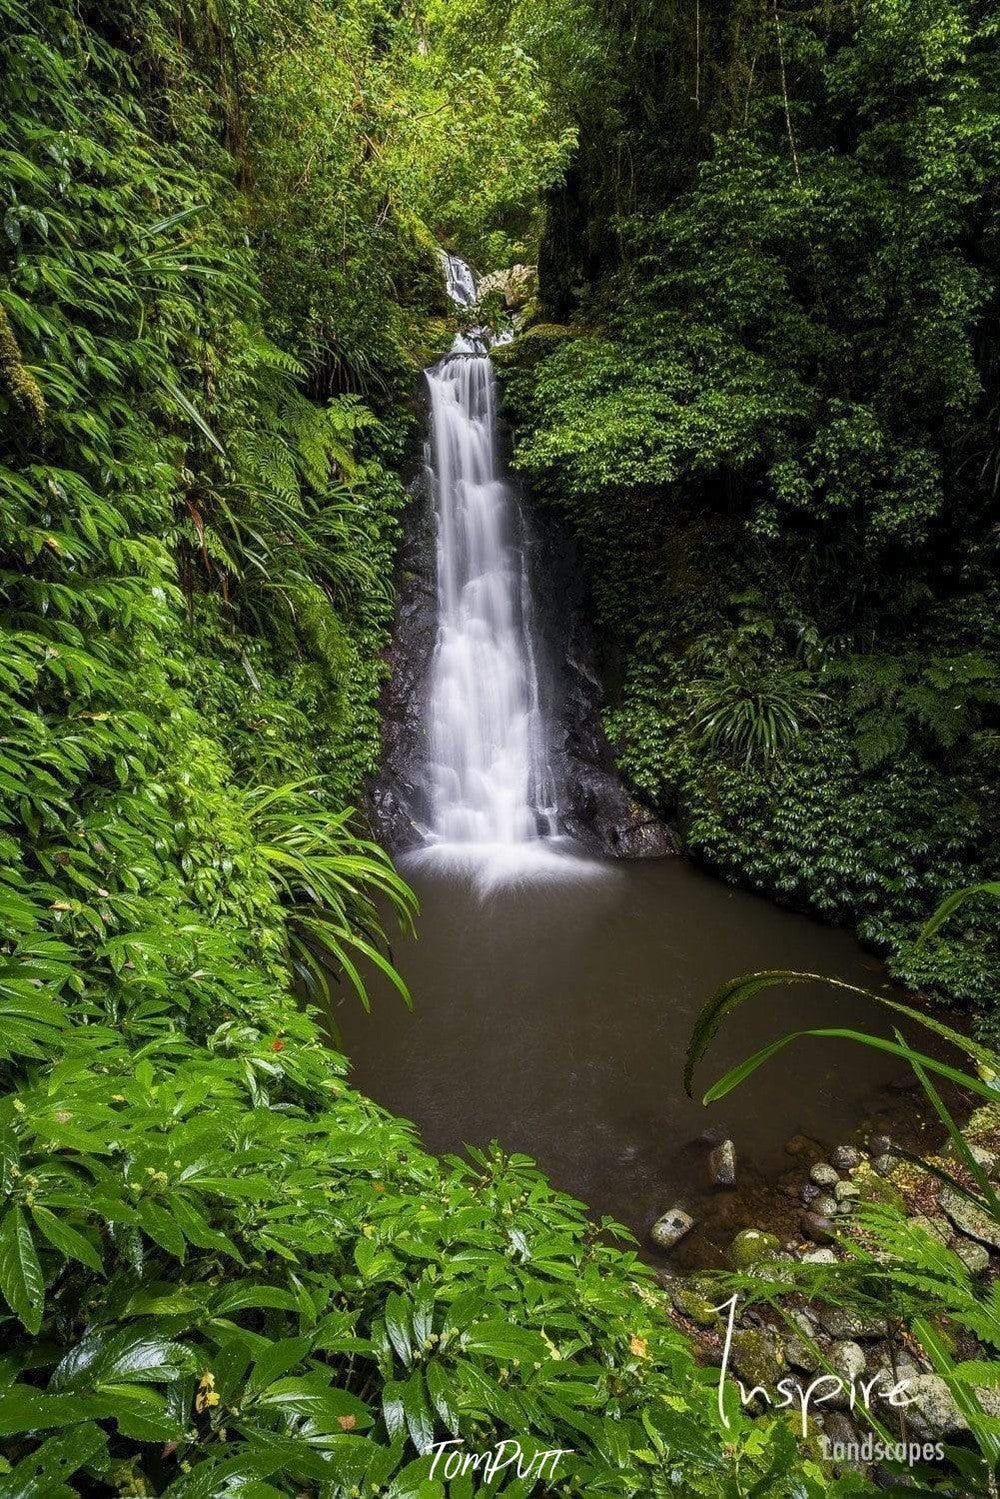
1, 0, 1000, 1492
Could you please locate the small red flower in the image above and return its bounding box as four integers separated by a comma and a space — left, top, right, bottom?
270, 1039, 285, 1052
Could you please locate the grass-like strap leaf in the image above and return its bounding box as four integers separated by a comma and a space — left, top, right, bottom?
160, 375, 225, 455
685, 967, 997, 1098
918, 883, 1000, 944
700, 1028, 994, 1106
897, 1032, 1000, 1219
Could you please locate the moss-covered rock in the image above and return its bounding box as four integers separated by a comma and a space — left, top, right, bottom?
728, 1228, 780, 1270
491, 321, 577, 369
731, 1329, 784, 1390
852, 1159, 904, 1207
0, 304, 45, 430
671, 1285, 721, 1327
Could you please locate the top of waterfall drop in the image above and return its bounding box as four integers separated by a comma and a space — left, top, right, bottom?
439, 251, 478, 308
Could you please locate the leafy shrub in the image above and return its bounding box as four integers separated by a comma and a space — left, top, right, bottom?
689, 659, 824, 767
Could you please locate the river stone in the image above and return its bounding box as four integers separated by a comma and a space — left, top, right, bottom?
871, 1352, 922, 1395
821, 1411, 862, 1466
871, 1153, 898, 1177
907, 1213, 948, 1243
939, 1187, 1000, 1248
731, 1329, 784, 1391
819, 1305, 883, 1340
650, 1207, 694, 1251
952, 1235, 990, 1274
801, 1211, 836, 1245
728, 1228, 780, 1270
800, 1182, 820, 1205
708, 1139, 737, 1187
828, 1340, 865, 1403
801, 1247, 838, 1264
867, 1134, 893, 1158
785, 1335, 819, 1373
785, 1133, 823, 1158
834, 1180, 860, 1204
671, 1284, 720, 1327
943, 1139, 997, 1171
810, 1162, 840, 1188
812, 1194, 838, 1218
832, 1145, 861, 1172
903, 1374, 968, 1439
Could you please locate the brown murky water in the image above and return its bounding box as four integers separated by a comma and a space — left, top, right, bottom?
335, 855, 950, 1269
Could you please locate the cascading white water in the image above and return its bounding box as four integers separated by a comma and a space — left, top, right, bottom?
421, 256, 562, 861
438, 250, 478, 309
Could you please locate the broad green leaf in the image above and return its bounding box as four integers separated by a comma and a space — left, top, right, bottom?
425, 1359, 460, 1435
51, 1328, 198, 1391
462, 1317, 549, 1364
1, 1421, 106, 1495
30, 1206, 103, 1275
0, 1207, 44, 1333
137, 1199, 186, 1261
254, 1375, 372, 1433
385, 1291, 413, 1368
401, 1371, 434, 1455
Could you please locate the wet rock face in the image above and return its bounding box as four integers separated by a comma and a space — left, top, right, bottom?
369, 448, 676, 860
476, 263, 537, 311
508, 503, 676, 858
367, 464, 439, 853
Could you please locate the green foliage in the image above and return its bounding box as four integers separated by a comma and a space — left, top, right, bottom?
688, 620, 826, 766
503, 0, 1000, 1015
0, 0, 845, 1490
831, 653, 1000, 771
246, 783, 416, 1010
0, 989, 821, 1495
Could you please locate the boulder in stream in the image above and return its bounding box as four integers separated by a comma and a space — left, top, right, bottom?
801, 1211, 836, 1245
708, 1139, 737, 1187
939, 1187, 1000, 1249
728, 1228, 779, 1270
650, 1207, 694, 1251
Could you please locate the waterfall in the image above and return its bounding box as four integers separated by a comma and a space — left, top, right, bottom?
438, 251, 478, 309
418, 255, 569, 873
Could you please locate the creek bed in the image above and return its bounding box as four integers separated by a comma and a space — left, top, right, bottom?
335, 855, 951, 1271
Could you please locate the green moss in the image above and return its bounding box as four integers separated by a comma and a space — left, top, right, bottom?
491, 321, 576, 368
0, 304, 45, 429
673, 1285, 722, 1327
728, 1229, 781, 1271
731, 1329, 784, 1390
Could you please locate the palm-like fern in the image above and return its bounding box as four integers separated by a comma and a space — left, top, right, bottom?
689, 662, 825, 765
834, 653, 1000, 770
246, 782, 417, 1011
